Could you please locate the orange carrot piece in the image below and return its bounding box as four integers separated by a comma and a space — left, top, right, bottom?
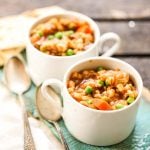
94, 100, 112, 110
77, 25, 92, 34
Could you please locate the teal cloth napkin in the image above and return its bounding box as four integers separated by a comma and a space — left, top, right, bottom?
0, 68, 150, 149
23, 83, 150, 150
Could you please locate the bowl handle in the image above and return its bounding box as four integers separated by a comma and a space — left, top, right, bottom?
41, 79, 63, 111
98, 32, 121, 57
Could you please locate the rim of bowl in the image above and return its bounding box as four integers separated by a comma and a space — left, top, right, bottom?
63, 56, 143, 114
27, 11, 100, 59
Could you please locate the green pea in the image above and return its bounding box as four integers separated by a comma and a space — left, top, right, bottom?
87, 99, 93, 104
38, 31, 43, 37
66, 49, 74, 56
105, 80, 110, 86
85, 86, 93, 94
54, 32, 63, 39
116, 104, 124, 109
127, 97, 135, 104
101, 96, 109, 101
96, 66, 104, 71
48, 35, 54, 40
64, 30, 74, 36
98, 80, 105, 86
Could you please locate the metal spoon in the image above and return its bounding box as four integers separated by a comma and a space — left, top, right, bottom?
36, 85, 69, 150
4, 56, 36, 150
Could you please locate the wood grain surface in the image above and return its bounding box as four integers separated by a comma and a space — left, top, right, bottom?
1, 0, 150, 20
0, 0, 149, 88
117, 57, 150, 88
97, 22, 150, 54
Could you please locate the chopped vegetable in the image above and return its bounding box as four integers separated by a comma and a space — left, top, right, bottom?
87, 99, 93, 104
115, 104, 124, 109
85, 86, 93, 94
54, 32, 63, 39
127, 97, 135, 104
77, 25, 92, 34
94, 100, 112, 110
101, 96, 109, 102
68, 22, 77, 29
98, 80, 105, 86
38, 31, 43, 37
64, 30, 74, 36
105, 80, 110, 86
66, 49, 74, 56
48, 35, 54, 40
96, 66, 104, 71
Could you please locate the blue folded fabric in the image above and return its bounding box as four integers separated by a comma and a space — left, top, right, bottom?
24, 84, 150, 150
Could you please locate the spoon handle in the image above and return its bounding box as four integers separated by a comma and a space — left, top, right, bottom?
19, 95, 36, 150
53, 122, 70, 150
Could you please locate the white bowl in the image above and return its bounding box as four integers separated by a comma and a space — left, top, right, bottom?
41, 57, 143, 146
26, 11, 121, 85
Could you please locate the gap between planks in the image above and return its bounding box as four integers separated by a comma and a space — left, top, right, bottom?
99, 53, 150, 57
93, 18, 150, 22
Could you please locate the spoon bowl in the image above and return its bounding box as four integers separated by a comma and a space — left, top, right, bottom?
36, 85, 62, 122
4, 57, 31, 94
4, 56, 36, 150
36, 85, 69, 150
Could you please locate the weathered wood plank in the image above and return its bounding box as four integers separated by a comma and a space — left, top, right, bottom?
60, 0, 150, 20
116, 57, 150, 88
0, 1, 149, 54
0, 0, 61, 17
0, 0, 149, 89
0, 0, 150, 20
97, 21, 150, 54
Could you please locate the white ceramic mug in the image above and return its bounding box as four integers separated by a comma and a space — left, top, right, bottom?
26, 11, 121, 85
41, 57, 143, 146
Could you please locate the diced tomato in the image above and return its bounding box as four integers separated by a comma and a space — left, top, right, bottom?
30, 34, 41, 43
94, 100, 112, 110
86, 27, 93, 34
77, 25, 92, 34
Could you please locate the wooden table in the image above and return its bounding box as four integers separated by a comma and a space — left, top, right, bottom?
0, 0, 150, 88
